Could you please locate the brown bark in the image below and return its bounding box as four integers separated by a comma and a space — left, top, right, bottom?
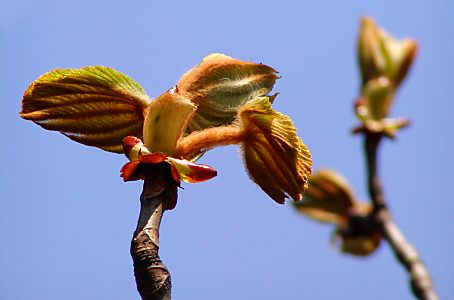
130, 164, 177, 300
364, 134, 438, 300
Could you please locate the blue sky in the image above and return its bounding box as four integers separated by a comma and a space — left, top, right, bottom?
1, 0, 453, 299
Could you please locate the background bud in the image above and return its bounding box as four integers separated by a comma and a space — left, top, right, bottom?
335, 205, 381, 256
337, 231, 381, 256
356, 76, 394, 121
295, 169, 357, 225
295, 170, 381, 256
358, 16, 417, 88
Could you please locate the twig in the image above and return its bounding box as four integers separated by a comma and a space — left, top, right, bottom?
364, 134, 438, 300
130, 164, 177, 300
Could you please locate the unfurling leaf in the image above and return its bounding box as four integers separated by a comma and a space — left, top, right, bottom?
334, 203, 381, 256
338, 232, 381, 257
177, 53, 279, 132
357, 77, 394, 121
142, 88, 197, 155
358, 16, 417, 88
238, 97, 312, 204
294, 169, 381, 256
295, 169, 357, 225
354, 18, 417, 138
20, 66, 151, 153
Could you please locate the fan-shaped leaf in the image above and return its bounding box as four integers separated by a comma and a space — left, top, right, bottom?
20, 66, 151, 153
239, 97, 312, 204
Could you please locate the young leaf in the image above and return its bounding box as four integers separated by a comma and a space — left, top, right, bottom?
359, 77, 394, 121
238, 97, 312, 204
20, 66, 151, 153
358, 16, 417, 88
177, 54, 279, 132
294, 169, 357, 225
338, 231, 381, 257
142, 88, 197, 156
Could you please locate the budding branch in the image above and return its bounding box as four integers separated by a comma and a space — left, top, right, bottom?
131, 164, 176, 300
364, 134, 438, 300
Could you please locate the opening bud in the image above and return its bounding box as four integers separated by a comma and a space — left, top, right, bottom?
358, 16, 417, 88
295, 169, 381, 256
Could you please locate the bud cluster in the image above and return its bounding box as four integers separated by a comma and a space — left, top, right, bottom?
355, 17, 417, 137
294, 170, 381, 256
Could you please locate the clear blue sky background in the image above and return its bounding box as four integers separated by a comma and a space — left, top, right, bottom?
1, 1, 453, 299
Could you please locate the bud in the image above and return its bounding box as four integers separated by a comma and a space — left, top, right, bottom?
294, 170, 381, 256
358, 16, 417, 88
353, 76, 411, 137
357, 77, 394, 121
335, 204, 381, 256
354, 18, 416, 137
238, 97, 312, 204
177, 53, 279, 132
338, 233, 381, 257
294, 169, 357, 225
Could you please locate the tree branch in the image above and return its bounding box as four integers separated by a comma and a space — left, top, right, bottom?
364, 134, 438, 300
130, 164, 177, 300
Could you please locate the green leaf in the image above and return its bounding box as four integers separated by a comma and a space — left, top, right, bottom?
177, 53, 279, 132
239, 97, 312, 204
20, 66, 151, 153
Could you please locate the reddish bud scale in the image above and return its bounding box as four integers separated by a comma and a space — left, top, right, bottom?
120, 137, 217, 188
122, 136, 143, 157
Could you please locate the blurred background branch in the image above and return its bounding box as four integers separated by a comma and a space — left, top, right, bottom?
365, 134, 437, 300
294, 16, 438, 299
